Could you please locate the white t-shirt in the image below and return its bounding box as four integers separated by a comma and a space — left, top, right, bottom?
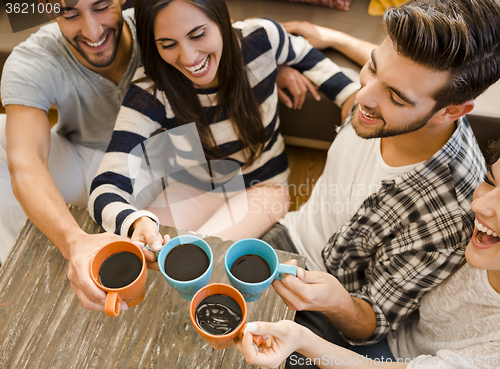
280, 123, 420, 271
389, 263, 500, 369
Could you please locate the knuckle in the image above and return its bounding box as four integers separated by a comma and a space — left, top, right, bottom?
79, 277, 87, 289
81, 301, 94, 311
294, 302, 305, 311
302, 293, 313, 304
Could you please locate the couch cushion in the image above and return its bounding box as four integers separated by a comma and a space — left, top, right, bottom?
285, 0, 352, 11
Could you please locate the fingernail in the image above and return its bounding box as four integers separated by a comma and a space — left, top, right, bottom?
133, 241, 145, 249
246, 322, 258, 333
100, 300, 106, 304
244, 327, 249, 335
152, 241, 161, 251
121, 301, 129, 311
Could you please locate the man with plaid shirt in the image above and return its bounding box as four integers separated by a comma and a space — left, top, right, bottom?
261, 0, 500, 365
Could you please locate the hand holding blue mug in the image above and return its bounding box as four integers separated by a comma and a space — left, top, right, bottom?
158, 235, 213, 300
224, 239, 297, 302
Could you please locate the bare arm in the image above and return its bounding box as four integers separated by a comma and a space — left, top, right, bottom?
282, 21, 377, 66
5, 105, 129, 312
6, 105, 84, 256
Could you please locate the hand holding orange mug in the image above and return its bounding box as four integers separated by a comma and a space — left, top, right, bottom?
90, 241, 147, 317
189, 283, 263, 349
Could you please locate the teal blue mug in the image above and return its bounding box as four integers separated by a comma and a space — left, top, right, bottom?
158, 235, 213, 300
224, 238, 297, 302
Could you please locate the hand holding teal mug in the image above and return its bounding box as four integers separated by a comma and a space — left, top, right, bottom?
224, 238, 297, 302
158, 235, 213, 300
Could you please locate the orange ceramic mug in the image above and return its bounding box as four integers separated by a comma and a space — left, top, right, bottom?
189, 283, 263, 349
90, 241, 147, 317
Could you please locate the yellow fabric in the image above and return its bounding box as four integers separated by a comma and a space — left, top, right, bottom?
368, 0, 407, 16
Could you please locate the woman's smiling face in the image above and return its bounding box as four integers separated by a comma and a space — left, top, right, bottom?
466, 158, 500, 272
153, 0, 223, 89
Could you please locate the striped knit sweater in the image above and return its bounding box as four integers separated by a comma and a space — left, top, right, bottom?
89, 18, 360, 237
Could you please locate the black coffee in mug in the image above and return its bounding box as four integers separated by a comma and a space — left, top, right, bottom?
99, 251, 143, 288
195, 294, 242, 335
164, 243, 209, 281
230, 254, 271, 283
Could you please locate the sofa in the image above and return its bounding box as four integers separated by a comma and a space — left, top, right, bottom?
1, 0, 499, 161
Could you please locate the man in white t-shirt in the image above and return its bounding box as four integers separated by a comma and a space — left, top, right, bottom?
261, 0, 500, 364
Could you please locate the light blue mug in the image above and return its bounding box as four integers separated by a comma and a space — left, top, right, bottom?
224, 238, 297, 302
158, 235, 213, 300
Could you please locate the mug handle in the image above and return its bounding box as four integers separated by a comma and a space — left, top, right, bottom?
105, 291, 122, 317
275, 264, 297, 281
145, 244, 160, 261
238, 326, 264, 346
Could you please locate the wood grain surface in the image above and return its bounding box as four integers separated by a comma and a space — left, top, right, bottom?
286, 145, 328, 212
0, 206, 306, 369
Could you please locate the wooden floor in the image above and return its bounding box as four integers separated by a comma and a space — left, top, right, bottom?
285, 145, 327, 211
0, 104, 328, 211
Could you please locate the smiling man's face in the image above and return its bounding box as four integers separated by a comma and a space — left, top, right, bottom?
53, 0, 126, 68
351, 37, 450, 139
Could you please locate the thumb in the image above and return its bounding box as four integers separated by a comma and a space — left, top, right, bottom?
298, 269, 324, 284
243, 325, 257, 347
145, 233, 162, 252
246, 321, 283, 339
281, 21, 296, 34
239, 324, 260, 362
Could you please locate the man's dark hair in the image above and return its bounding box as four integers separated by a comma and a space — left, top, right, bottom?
383, 0, 500, 111
487, 137, 500, 165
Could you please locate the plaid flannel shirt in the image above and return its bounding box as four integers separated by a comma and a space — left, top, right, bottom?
322, 116, 486, 345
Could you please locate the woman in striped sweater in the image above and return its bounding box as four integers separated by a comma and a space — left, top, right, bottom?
88, 0, 359, 254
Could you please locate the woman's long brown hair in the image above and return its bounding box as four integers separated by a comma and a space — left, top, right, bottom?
134, 0, 265, 166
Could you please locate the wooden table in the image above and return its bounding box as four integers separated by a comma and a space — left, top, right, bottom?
0, 206, 305, 369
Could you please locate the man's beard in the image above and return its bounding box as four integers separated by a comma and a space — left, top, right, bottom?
66, 18, 124, 68
351, 103, 437, 139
